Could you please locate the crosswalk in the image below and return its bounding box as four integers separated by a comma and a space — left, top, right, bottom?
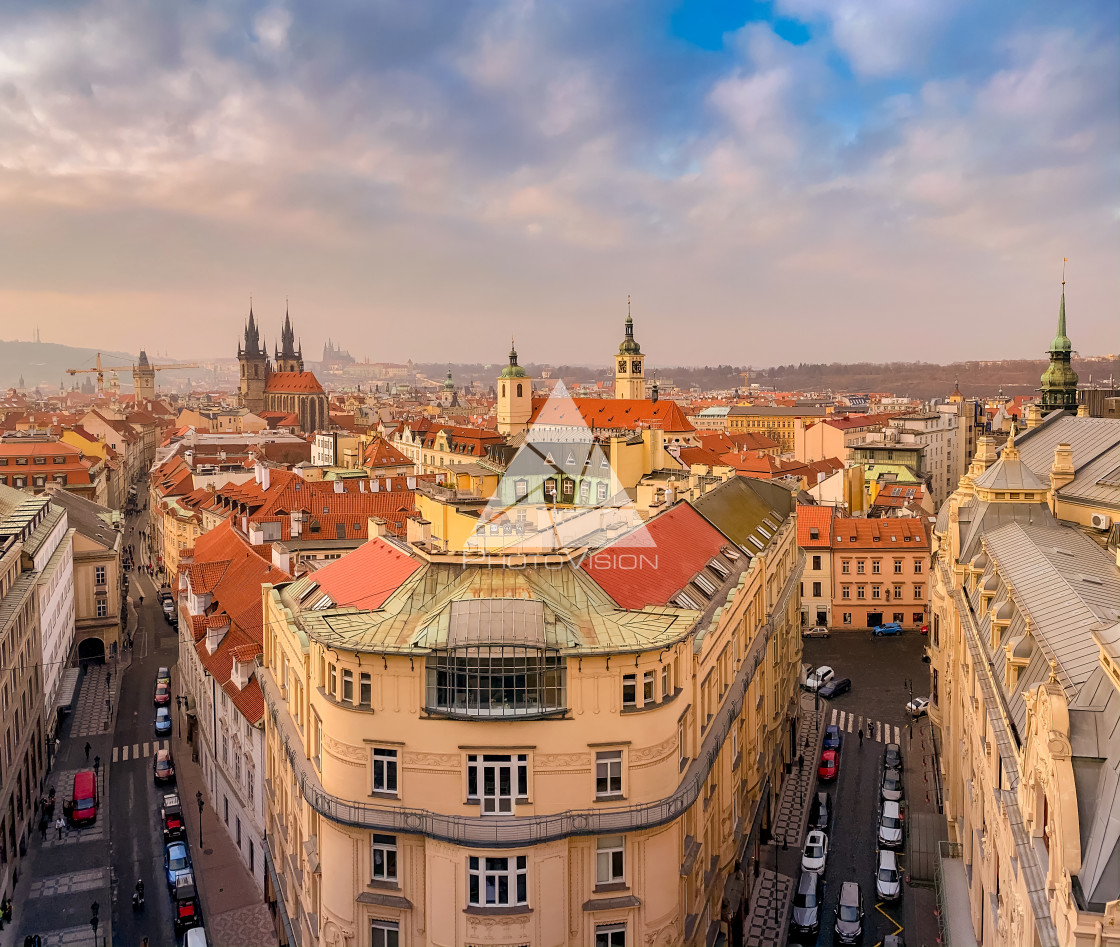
111, 740, 169, 762
829, 708, 903, 745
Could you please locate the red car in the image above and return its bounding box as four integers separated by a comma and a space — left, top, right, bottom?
154, 682, 171, 706
818, 749, 839, 781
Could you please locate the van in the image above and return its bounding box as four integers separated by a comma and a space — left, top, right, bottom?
70, 770, 98, 826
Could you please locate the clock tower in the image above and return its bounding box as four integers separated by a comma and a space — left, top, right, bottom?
614, 300, 645, 400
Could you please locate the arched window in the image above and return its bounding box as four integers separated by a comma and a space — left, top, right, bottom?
254, 364, 259, 378
501, 384, 506, 398
241, 363, 245, 377
516, 383, 523, 398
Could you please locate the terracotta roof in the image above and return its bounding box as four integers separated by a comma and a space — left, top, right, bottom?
831, 518, 929, 548
581, 503, 730, 609
529, 397, 695, 433
264, 371, 324, 394
187, 560, 231, 594
310, 537, 422, 609
676, 446, 731, 468
796, 505, 835, 547
363, 437, 413, 468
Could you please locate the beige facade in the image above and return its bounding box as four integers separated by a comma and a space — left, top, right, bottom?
260, 489, 803, 947
929, 413, 1120, 947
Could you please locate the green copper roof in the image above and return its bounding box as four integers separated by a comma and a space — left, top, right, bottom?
1049, 291, 1072, 353
618, 314, 642, 355
499, 343, 528, 378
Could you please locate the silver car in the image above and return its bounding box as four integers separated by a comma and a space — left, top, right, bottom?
878, 800, 904, 848
881, 767, 904, 802
876, 849, 903, 900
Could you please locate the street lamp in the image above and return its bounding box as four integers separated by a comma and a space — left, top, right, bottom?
196, 790, 204, 846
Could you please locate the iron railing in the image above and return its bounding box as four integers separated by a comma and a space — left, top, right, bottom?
261, 552, 804, 848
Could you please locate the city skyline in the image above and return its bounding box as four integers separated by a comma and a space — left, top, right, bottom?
0, 1, 1115, 363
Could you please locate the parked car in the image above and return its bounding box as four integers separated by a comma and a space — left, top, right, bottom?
804, 666, 835, 692
801, 830, 829, 875
818, 749, 839, 781
162, 598, 176, 623
68, 770, 98, 827
183, 926, 208, 947
164, 841, 192, 890
802, 625, 830, 638
876, 849, 903, 901
172, 870, 201, 933
834, 881, 865, 944
808, 791, 832, 832
155, 707, 172, 736
819, 677, 851, 699
153, 748, 175, 785
161, 793, 185, 841
154, 681, 171, 706
880, 767, 904, 802
789, 869, 824, 941
878, 800, 905, 849
823, 725, 843, 751
872, 621, 904, 637
883, 742, 903, 772
156, 666, 171, 685
906, 697, 930, 717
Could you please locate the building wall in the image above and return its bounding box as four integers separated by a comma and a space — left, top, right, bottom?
32, 520, 75, 726
800, 547, 833, 626
72, 530, 122, 658
260, 522, 804, 947
830, 547, 929, 630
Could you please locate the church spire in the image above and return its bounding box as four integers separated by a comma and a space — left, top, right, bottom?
1039, 262, 1079, 416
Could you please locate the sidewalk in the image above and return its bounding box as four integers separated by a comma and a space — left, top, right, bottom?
743, 692, 825, 947
169, 675, 275, 946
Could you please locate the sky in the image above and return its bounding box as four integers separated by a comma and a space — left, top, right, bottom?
0, 0, 1116, 368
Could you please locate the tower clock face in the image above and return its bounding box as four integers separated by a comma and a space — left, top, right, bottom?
632, 359, 642, 374
618, 359, 627, 373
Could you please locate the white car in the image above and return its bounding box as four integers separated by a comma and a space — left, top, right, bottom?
801, 830, 828, 875
906, 697, 930, 718
805, 666, 835, 692
802, 625, 830, 638
876, 849, 902, 901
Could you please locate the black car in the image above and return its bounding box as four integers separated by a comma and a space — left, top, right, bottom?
884, 742, 903, 771
789, 869, 824, 940
819, 677, 851, 699
835, 881, 865, 944
823, 724, 843, 751
808, 791, 832, 832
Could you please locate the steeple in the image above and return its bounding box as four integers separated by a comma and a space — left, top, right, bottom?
1039, 264, 1079, 416
279, 304, 296, 359
500, 337, 528, 379
241, 300, 262, 356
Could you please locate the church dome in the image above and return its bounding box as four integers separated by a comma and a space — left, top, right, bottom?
618, 314, 642, 355
500, 342, 528, 379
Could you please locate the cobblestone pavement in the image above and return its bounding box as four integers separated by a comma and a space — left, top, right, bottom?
28, 867, 108, 899
207, 903, 279, 947
31, 925, 100, 947
774, 695, 825, 845
744, 868, 795, 947
71, 655, 130, 738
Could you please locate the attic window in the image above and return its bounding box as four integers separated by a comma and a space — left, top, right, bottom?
903, 536, 911, 542
721, 546, 741, 561
891, 536, 897, 542
600, 457, 609, 468
675, 592, 700, 609
694, 573, 717, 595
756, 525, 772, 539
748, 536, 764, 550
707, 558, 730, 577
545, 452, 555, 465
809, 528, 819, 540
323, 506, 330, 514
295, 483, 301, 490
565, 451, 575, 466
1082, 575, 1103, 586
298, 583, 321, 604
873, 536, 881, 542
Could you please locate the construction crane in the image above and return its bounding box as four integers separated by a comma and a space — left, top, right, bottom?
66, 353, 124, 397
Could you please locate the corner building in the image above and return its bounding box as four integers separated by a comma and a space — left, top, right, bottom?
261, 478, 803, 947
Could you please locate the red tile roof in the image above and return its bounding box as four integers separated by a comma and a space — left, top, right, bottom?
312, 537, 422, 609
581, 503, 730, 609
796, 506, 835, 547
264, 371, 324, 394
529, 397, 695, 433
831, 518, 929, 548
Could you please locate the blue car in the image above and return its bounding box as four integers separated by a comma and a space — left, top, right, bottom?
872, 622, 904, 637
164, 840, 191, 889
155, 707, 172, 735
819, 677, 851, 699
822, 724, 843, 751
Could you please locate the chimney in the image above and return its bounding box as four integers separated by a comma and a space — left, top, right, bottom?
407, 516, 431, 545
291, 510, 302, 538
1048, 443, 1075, 512
368, 516, 388, 540
1024, 403, 1043, 429
272, 542, 291, 574
333, 480, 344, 493
1076, 403, 1089, 418
261, 466, 271, 490
370, 478, 380, 493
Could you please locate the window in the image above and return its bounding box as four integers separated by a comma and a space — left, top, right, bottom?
808, 527, 819, 540
596, 835, 625, 884
662, 664, 671, 697
342, 670, 353, 703
94, 566, 106, 586
236, 817, 241, 848
914, 612, 924, 624
841, 586, 850, 600
596, 924, 627, 947
224, 795, 229, 825
893, 559, 903, 574
372, 834, 397, 882
811, 582, 822, 598
914, 585, 922, 600
857, 587, 865, 599
247, 768, 255, 806
467, 754, 528, 813
221, 733, 229, 766
370, 919, 400, 947
327, 663, 337, 696
426, 645, 566, 718
893, 613, 904, 623
372, 748, 398, 795
856, 561, 865, 574
913, 559, 923, 574
33, 456, 45, 465
468, 854, 527, 907
841, 560, 850, 574
642, 671, 655, 704
872, 586, 881, 599
96, 599, 108, 618
843, 612, 852, 625
514, 478, 528, 499
596, 751, 623, 798
359, 672, 372, 706
621, 674, 636, 708
933, 614, 940, 648
597, 482, 608, 501
872, 560, 881, 574
812, 555, 821, 571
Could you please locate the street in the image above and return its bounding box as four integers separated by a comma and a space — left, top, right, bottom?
797, 631, 941, 947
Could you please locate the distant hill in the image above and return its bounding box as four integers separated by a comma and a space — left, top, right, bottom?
0, 341, 138, 392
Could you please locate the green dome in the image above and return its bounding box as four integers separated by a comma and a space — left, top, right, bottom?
500, 342, 528, 378
1041, 361, 1078, 389
618, 314, 641, 355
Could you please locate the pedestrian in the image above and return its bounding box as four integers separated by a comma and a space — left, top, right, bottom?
84, 741, 91, 762
797, 753, 804, 772
859, 728, 864, 747
868, 721, 874, 741
93, 755, 100, 777
38, 815, 47, 840
139, 593, 144, 606
55, 816, 64, 839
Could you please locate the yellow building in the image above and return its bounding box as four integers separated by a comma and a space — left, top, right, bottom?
261, 476, 803, 947
929, 411, 1120, 947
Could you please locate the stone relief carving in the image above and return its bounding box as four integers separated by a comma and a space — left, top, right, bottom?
402, 751, 459, 769
630, 733, 677, 767
323, 733, 367, 765
535, 752, 590, 769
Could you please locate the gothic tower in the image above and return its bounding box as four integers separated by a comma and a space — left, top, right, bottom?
496, 340, 533, 435
1039, 278, 1079, 416
614, 299, 645, 400
133, 349, 156, 404
238, 304, 269, 414
275, 306, 304, 373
